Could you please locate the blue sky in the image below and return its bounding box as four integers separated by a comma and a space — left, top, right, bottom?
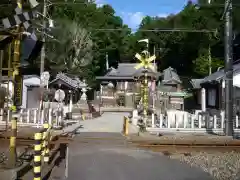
95, 0, 197, 30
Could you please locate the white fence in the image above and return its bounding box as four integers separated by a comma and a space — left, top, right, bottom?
147, 110, 240, 135
0, 108, 63, 128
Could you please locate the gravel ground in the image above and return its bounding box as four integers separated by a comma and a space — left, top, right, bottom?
170, 151, 240, 180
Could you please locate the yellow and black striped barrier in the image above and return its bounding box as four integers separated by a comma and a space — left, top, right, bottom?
33, 123, 52, 179
34, 132, 42, 180
42, 123, 51, 163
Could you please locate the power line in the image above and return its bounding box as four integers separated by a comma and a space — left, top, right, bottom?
92, 28, 217, 33
196, 3, 240, 7
0, 2, 88, 7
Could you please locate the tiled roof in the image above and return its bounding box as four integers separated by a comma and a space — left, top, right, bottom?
202, 63, 240, 83
50, 73, 85, 88
23, 75, 40, 79
100, 63, 158, 78
157, 85, 176, 92
190, 79, 204, 89
162, 67, 181, 84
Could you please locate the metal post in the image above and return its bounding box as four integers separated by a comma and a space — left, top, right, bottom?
8, 117, 17, 168
27, 109, 30, 123
13, 0, 22, 103
19, 109, 23, 122
65, 145, 69, 178
7, 43, 11, 130
0, 50, 3, 85
152, 46, 156, 122
34, 109, 37, 124
34, 132, 42, 179
69, 90, 72, 119
42, 123, 49, 163
0, 109, 3, 122
41, 109, 44, 124
224, 0, 234, 136
7, 109, 11, 124
106, 52, 109, 70
143, 72, 148, 125
40, 0, 46, 76
48, 108, 52, 125
123, 116, 129, 136
39, 0, 47, 117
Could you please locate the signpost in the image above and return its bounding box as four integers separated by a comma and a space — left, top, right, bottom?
41, 71, 50, 88
54, 89, 65, 126
54, 89, 65, 102
135, 52, 156, 126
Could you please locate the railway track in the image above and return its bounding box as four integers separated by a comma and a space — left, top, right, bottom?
126, 136, 240, 154
136, 144, 240, 153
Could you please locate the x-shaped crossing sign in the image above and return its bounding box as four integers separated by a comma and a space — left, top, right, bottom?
134, 53, 156, 70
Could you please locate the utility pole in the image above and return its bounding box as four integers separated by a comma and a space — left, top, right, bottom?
39, 0, 47, 111
0, 51, 3, 85
224, 0, 234, 136
40, 0, 47, 76
106, 52, 109, 70
208, 44, 212, 75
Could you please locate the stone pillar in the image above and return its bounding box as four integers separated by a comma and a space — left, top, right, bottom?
201, 88, 206, 112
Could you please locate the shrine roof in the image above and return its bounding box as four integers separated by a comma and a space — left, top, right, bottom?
162, 67, 181, 84
190, 79, 203, 89
97, 63, 158, 80
49, 73, 85, 89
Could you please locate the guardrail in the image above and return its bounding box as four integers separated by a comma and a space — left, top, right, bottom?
0, 108, 62, 128
146, 110, 240, 134
0, 115, 77, 179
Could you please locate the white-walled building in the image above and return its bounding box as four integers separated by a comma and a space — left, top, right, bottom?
1, 75, 40, 109
22, 75, 41, 109
191, 62, 240, 112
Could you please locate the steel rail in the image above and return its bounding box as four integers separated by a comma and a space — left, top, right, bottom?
136, 144, 240, 153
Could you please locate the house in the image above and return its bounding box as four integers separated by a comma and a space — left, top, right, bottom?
49, 73, 85, 104
1, 75, 40, 109
96, 63, 189, 110
22, 75, 40, 109
157, 67, 189, 111
191, 61, 240, 112
96, 63, 159, 107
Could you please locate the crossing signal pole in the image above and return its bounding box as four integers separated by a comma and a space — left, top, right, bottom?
135, 52, 156, 126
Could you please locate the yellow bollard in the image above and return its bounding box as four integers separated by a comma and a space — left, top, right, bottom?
82, 114, 85, 121
123, 116, 129, 136
34, 132, 42, 180
122, 117, 125, 134
9, 117, 17, 167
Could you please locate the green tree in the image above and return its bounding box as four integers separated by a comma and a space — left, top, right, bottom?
132, 0, 240, 78
49, 0, 131, 86
193, 48, 224, 76
45, 19, 94, 79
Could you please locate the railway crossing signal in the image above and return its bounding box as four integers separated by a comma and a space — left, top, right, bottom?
134, 53, 156, 70
134, 51, 156, 127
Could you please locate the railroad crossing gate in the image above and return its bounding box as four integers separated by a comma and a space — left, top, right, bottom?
134, 53, 156, 70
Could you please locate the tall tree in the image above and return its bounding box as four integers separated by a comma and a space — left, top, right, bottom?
49, 0, 131, 85
132, 0, 240, 77
45, 19, 95, 82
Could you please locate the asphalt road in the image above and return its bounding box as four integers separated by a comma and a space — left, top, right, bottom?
63, 113, 213, 180
76, 112, 129, 133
